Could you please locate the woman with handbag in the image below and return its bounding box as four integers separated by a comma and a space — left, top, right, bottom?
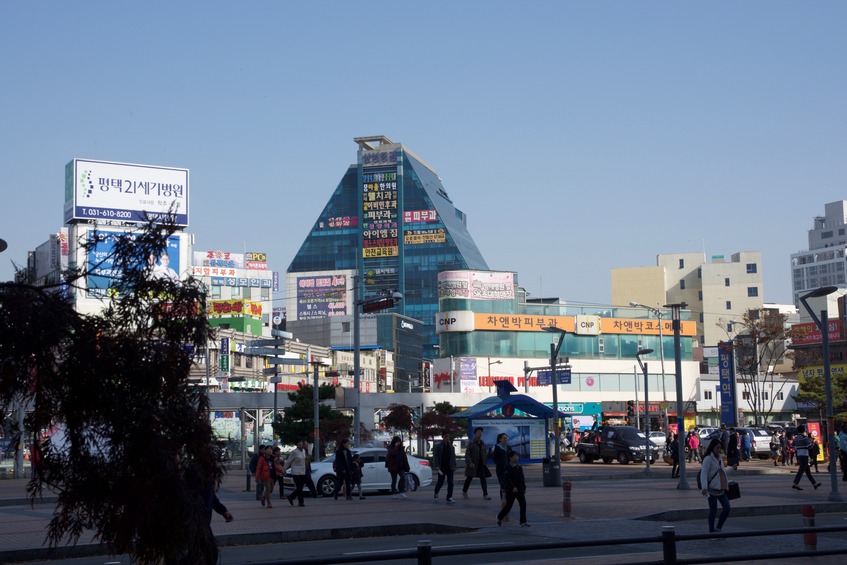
699, 438, 731, 534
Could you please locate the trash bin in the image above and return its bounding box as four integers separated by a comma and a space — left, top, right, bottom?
542, 457, 560, 487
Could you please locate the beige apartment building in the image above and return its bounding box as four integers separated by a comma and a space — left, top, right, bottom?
612, 251, 764, 348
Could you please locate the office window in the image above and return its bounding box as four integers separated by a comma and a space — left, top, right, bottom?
680, 279, 686, 290
747, 287, 759, 297
726, 301, 732, 310
762, 391, 769, 400
746, 263, 758, 274
697, 267, 702, 278
699, 313, 704, 323
742, 391, 750, 400
679, 258, 684, 269
725, 278, 730, 287
698, 290, 703, 301
776, 391, 784, 400
704, 390, 713, 400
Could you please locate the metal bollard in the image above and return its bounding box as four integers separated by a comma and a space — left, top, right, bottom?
562, 480, 572, 518
801, 505, 816, 550
417, 539, 432, 565
661, 526, 677, 564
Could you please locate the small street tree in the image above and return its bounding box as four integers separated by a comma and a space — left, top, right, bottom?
272, 382, 352, 458
418, 401, 462, 441
0, 218, 222, 563
718, 308, 794, 426
381, 403, 415, 439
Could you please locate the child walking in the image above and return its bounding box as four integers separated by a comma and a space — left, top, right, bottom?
496, 451, 528, 527
351, 453, 365, 500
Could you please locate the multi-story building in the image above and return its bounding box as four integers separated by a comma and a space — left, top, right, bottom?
285, 135, 490, 364
791, 200, 847, 310
612, 251, 764, 348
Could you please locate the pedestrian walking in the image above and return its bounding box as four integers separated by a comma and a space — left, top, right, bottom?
350, 453, 365, 499
386, 435, 410, 499
839, 425, 847, 481
687, 430, 700, 463
332, 438, 355, 500
492, 432, 510, 513
462, 427, 492, 500
496, 450, 528, 527
778, 430, 788, 466
273, 446, 286, 499
790, 425, 821, 491
700, 438, 731, 534
248, 444, 265, 501
432, 433, 457, 504
719, 424, 729, 453
283, 438, 309, 506
304, 449, 320, 498
740, 430, 752, 462
726, 428, 739, 470
670, 434, 680, 478
769, 431, 780, 466
809, 436, 821, 473
255, 445, 275, 508
787, 433, 796, 466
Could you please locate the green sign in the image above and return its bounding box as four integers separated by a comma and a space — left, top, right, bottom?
220, 354, 230, 372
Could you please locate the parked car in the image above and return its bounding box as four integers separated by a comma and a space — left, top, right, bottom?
736, 427, 773, 459
576, 426, 659, 465
285, 447, 432, 496
697, 427, 720, 458
649, 432, 667, 449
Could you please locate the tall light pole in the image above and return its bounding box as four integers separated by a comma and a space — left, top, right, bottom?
631, 302, 668, 430
799, 285, 842, 502
353, 278, 403, 447
665, 303, 690, 490
487, 357, 502, 392
542, 326, 568, 487
636, 348, 654, 474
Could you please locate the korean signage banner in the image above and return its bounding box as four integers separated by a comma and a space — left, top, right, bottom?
86, 229, 182, 297
193, 251, 268, 271
473, 313, 696, 336
296, 274, 347, 319
65, 159, 189, 226
791, 320, 841, 345
431, 358, 458, 392
207, 299, 263, 319
437, 271, 515, 300
718, 342, 738, 426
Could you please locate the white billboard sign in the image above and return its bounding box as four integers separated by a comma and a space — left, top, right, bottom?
64, 159, 189, 226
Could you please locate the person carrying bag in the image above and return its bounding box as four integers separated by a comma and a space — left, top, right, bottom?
699, 438, 731, 534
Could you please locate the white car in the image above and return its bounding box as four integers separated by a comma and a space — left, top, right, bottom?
286, 447, 432, 497
649, 432, 666, 449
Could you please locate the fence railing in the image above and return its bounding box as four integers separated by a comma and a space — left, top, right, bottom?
239, 523, 847, 565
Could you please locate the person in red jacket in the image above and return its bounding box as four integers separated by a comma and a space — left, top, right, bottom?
254, 445, 275, 508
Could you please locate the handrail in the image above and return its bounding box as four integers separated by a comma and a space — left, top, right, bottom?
239, 523, 847, 565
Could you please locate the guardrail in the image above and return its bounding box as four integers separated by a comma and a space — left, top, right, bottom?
240, 524, 847, 565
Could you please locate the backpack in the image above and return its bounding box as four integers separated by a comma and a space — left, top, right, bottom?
248, 453, 259, 474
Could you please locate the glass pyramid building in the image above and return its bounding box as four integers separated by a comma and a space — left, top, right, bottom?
287, 136, 489, 358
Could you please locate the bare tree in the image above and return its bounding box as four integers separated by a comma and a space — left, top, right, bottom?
717, 309, 794, 426
0, 219, 222, 563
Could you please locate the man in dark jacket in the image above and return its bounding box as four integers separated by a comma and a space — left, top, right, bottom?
496, 450, 528, 526
462, 427, 492, 500
332, 438, 355, 500
433, 433, 457, 503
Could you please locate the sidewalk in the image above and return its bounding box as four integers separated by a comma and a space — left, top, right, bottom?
1, 459, 846, 563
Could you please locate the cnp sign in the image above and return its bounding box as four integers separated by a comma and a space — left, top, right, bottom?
435, 311, 475, 333
575, 315, 601, 336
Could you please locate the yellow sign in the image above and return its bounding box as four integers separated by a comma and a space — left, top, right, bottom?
363, 246, 398, 258
798, 364, 847, 383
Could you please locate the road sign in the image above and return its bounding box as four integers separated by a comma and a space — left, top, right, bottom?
263, 367, 279, 376
536, 368, 571, 386
248, 339, 284, 347
265, 357, 308, 365
220, 354, 230, 372
245, 347, 287, 356
271, 329, 293, 339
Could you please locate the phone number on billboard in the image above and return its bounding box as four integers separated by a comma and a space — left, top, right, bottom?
81, 209, 134, 219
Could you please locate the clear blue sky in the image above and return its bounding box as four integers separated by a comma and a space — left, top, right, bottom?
2, 2, 845, 306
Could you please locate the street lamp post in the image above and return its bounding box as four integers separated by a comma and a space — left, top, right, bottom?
665, 303, 690, 490
631, 303, 668, 431
352, 278, 403, 447
487, 358, 502, 392
799, 285, 842, 502
636, 348, 654, 474
542, 326, 568, 487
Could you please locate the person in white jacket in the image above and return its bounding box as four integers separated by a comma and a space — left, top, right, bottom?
283, 438, 309, 507
699, 438, 731, 533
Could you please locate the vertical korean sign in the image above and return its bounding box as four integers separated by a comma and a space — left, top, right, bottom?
718, 341, 737, 426
361, 146, 399, 297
